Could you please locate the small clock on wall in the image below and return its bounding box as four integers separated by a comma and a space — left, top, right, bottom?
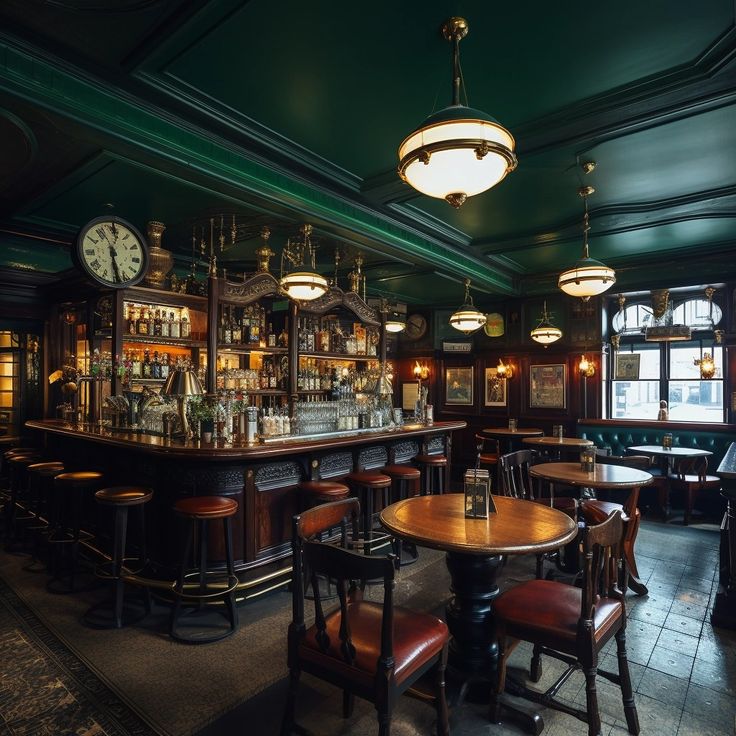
402, 313, 428, 342
74, 216, 148, 288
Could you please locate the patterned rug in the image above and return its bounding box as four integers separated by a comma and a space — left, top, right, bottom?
0, 576, 160, 736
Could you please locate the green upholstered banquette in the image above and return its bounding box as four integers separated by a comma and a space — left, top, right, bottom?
577, 419, 736, 470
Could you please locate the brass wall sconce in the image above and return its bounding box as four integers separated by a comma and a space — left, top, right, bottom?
694, 352, 716, 380
495, 358, 513, 380
579, 354, 596, 378
413, 361, 430, 381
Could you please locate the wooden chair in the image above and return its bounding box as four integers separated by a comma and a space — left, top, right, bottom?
668, 456, 721, 525
491, 509, 639, 736
282, 497, 450, 736
498, 450, 577, 576
580, 454, 650, 596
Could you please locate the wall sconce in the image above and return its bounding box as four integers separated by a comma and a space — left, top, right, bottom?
413, 361, 430, 381
579, 354, 596, 378
495, 358, 513, 379
694, 352, 716, 380
714, 330, 724, 345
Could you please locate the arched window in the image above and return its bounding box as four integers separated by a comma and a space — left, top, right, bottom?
672, 298, 722, 329
611, 303, 653, 334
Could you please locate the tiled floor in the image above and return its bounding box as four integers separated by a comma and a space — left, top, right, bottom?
214, 519, 736, 735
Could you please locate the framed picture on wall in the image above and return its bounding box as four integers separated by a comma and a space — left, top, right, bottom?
615, 353, 641, 380
530, 364, 566, 409
484, 368, 507, 407
445, 366, 474, 405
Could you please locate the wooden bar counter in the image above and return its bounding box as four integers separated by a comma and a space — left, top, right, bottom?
26, 419, 465, 593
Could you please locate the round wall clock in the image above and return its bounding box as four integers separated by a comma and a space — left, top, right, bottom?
74, 216, 148, 288
403, 313, 427, 341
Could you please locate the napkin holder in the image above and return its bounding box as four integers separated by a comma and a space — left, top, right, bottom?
464, 468, 495, 518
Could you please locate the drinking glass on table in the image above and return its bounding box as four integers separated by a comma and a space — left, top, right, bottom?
508, 418, 517, 431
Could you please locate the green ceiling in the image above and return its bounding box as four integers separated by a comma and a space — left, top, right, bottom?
0, 0, 735, 306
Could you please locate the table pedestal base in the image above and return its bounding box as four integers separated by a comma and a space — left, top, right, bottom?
444, 551, 544, 735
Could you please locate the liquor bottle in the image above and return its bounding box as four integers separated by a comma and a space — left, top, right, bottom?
131, 350, 142, 378
250, 307, 260, 345
278, 318, 288, 348
267, 322, 276, 348
147, 307, 154, 336
180, 308, 191, 338
142, 349, 152, 378
160, 309, 170, 338
160, 352, 170, 379
223, 306, 232, 344
152, 351, 161, 379
240, 308, 250, 345
138, 307, 149, 335
169, 311, 180, 339
232, 307, 242, 344
127, 305, 137, 335
268, 359, 277, 389
305, 319, 315, 352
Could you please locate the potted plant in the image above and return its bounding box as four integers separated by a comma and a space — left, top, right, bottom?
188, 397, 216, 442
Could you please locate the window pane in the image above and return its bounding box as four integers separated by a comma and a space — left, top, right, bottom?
668, 380, 723, 421
612, 304, 653, 334
672, 298, 722, 328
615, 345, 660, 379
612, 381, 660, 419
670, 344, 723, 379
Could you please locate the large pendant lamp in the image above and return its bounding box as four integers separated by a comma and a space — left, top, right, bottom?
398, 17, 517, 209
530, 301, 562, 346
450, 278, 486, 334
279, 224, 328, 301
558, 180, 616, 301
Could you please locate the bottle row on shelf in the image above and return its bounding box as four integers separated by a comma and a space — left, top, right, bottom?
217, 356, 287, 391
296, 316, 378, 356
125, 302, 193, 340
218, 304, 287, 348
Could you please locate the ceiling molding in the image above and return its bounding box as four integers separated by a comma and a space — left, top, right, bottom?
477, 186, 736, 255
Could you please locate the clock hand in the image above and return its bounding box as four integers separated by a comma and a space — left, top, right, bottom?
108, 243, 122, 283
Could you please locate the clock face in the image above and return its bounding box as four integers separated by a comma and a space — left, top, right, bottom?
75, 216, 148, 288
403, 313, 427, 341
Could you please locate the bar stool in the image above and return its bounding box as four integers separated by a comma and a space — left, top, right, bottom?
5, 452, 44, 548
84, 486, 153, 629
170, 496, 239, 644
345, 471, 392, 554
380, 464, 421, 567
24, 461, 65, 566
297, 480, 350, 510
47, 471, 103, 594
414, 454, 448, 495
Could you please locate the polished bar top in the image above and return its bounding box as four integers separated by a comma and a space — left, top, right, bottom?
26, 419, 466, 461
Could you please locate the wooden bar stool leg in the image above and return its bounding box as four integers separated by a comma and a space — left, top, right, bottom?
199, 519, 208, 606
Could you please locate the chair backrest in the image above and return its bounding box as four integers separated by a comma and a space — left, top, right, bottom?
596, 453, 651, 471
499, 450, 536, 499
475, 434, 500, 456
290, 497, 397, 679
673, 455, 709, 481
579, 509, 625, 629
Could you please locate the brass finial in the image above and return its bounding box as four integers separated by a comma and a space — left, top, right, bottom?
255, 226, 275, 273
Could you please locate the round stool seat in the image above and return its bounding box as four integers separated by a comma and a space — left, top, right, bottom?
299, 480, 350, 498
381, 464, 421, 479
9, 454, 43, 468
346, 471, 392, 488
4, 448, 39, 459
414, 455, 447, 466
174, 496, 238, 519
96, 486, 154, 506
55, 471, 103, 487
27, 462, 65, 476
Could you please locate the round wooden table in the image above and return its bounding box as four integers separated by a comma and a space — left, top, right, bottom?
629, 445, 713, 519
381, 493, 576, 729
523, 436, 593, 459
483, 426, 544, 453
530, 461, 653, 595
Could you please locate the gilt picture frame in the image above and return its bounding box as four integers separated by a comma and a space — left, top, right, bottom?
529, 363, 566, 409
445, 367, 474, 405
484, 368, 507, 407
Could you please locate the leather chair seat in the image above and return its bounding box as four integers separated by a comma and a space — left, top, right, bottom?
381, 465, 420, 479
346, 471, 392, 488
479, 453, 499, 465
298, 480, 350, 498
414, 455, 447, 466
300, 600, 448, 687
667, 473, 720, 487
493, 578, 622, 650
581, 499, 632, 524
96, 486, 154, 506
174, 495, 238, 519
